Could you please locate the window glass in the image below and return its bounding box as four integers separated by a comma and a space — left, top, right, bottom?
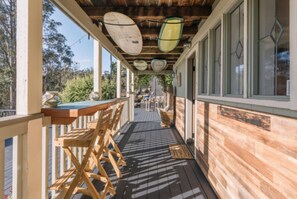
213, 25, 221, 95
258, 0, 289, 96
201, 38, 208, 94
229, 4, 244, 95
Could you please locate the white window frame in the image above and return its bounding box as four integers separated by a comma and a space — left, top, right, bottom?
193, 0, 297, 114
198, 36, 209, 95
225, 2, 245, 97
210, 24, 222, 96
249, 0, 290, 100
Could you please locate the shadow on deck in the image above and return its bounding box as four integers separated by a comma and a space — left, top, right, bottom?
74, 108, 217, 199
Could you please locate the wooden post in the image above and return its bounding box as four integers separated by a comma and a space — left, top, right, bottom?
15, 0, 43, 198
126, 69, 130, 121
93, 39, 102, 97
0, 141, 4, 198
131, 72, 135, 121
126, 68, 130, 97
117, 60, 121, 98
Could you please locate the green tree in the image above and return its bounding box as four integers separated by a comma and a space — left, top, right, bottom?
61, 75, 93, 103
0, 0, 76, 109
134, 74, 153, 92
0, 0, 16, 109
156, 74, 173, 91
101, 61, 117, 100
42, 0, 74, 92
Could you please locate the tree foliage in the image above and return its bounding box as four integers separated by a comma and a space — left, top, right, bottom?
156, 74, 174, 91
60, 61, 118, 102
61, 75, 93, 103
101, 61, 117, 100
42, 0, 75, 92
0, 0, 16, 109
134, 74, 153, 92
0, 0, 78, 109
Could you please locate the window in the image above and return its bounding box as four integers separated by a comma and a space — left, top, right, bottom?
212, 25, 221, 95
228, 3, 244, 95
255, 0, 290, 96
201, 37, 208, 94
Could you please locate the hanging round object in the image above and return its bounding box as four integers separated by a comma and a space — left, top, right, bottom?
133, 60, 148, 71
158, 17, 184, 52
104, 12, 143, 55
151, 59, 167, 72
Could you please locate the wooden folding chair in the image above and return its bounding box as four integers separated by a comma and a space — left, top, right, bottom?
87, 103, 126, 178
49, 108, 115, 199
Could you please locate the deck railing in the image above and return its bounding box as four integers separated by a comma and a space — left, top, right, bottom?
0, 96, 132, 199
0, 110, 16, 118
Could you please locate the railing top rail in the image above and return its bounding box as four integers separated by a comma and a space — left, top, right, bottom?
0, 113, 44, 128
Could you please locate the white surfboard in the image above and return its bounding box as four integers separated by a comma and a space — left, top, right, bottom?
104, 12, 143, 55
133, 60, 148, 71
151, 59, 167, 72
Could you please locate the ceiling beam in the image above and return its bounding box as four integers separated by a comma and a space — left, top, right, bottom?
83, 6, 212, 20
125, 55, 179, 60
120, 48, 183, 55
113, 39, 187, 48
135, 70, 174, 75
102, 26, 197, 38
128, 60, 176, 64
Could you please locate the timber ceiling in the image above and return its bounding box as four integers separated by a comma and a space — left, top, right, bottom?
76, 0, 214, 72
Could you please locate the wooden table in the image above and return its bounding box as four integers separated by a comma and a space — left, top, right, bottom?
41, 98, 128, 125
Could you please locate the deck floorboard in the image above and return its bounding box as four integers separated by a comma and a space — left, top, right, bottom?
73, 108, 217, 199
3, 108, 217, 199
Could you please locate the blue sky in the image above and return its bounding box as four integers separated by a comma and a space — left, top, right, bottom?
51, 7, 116, 73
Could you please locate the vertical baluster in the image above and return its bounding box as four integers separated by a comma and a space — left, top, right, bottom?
42, 126, 49, 199
0, 140, 4, 199
60, 125, 67, 174
85, 116, 91, 154
51, 125, 58, 197
12, 135, 23, 199
78, 117, 83, 162
72, 120, 79, 158
67, 124, 72, 169
83, 116, 87, 155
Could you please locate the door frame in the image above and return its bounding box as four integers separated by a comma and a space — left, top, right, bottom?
185, 50, 197, 143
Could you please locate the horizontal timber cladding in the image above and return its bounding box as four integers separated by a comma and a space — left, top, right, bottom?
175, 97, 185, 140
195, 101, 297, 199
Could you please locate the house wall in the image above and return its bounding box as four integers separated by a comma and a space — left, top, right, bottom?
174, 60, 186, 139
172, 0, 297, 198
175, 97, 185, 139
175, 60, 186, 98
196, 101, 297, 198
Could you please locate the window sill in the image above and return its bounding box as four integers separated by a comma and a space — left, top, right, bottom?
195, 95, 297, 118
250, 95, 289, 101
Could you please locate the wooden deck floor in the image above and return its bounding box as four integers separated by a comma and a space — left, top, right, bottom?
3, 108, 217, 198
74, 108, 217, 199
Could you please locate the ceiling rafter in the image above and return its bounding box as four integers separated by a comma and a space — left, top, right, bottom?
82, 6, 211, 20
76, 1, 214, 72
119, 47, 183, 55
102, 26, 197, 38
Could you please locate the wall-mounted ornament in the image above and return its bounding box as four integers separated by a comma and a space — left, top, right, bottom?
104, 12, 143, 55
176, 72, 182, 87
158, 17, 184, 52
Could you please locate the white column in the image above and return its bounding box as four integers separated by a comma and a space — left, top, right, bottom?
290, 0, 297, 109
131, 72, 135, 121
93, 39, 102, 97
117, 60, 121, 98
126, 68, 130, 97
15, 0, 43, 198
